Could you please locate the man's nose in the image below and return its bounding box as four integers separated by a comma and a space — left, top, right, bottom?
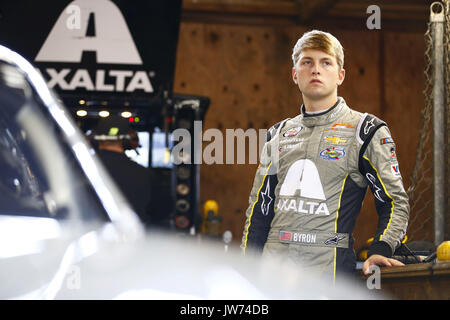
312, 64, 320, 75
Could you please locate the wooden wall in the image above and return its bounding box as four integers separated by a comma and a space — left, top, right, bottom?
173, 20, 427, 250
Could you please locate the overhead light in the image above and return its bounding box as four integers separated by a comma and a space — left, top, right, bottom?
76, 110, 88, 117
121, 111, 132, 118
98, 110, 110, 118
78, 99, 86, 105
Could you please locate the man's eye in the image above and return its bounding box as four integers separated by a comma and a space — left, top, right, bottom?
323, 61, 331, 66
302, 61, 311, 65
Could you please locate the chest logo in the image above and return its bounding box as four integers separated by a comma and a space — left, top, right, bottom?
277, 160, 329, 215
319, 147, 346, 160
279, 159, 325, 200
324, 136, 347, 144
283, 126, 303, 137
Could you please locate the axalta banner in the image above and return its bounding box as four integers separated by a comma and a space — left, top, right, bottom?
0, 0, 182, 100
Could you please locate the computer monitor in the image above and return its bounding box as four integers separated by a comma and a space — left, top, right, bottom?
150, 128, 173, 169
125, 131, 150, 168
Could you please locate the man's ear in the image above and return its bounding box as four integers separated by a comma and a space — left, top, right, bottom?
337, 68, 345, 85
292, 67, 298, 84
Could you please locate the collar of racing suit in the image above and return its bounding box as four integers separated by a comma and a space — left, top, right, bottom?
300, 97, 348, 127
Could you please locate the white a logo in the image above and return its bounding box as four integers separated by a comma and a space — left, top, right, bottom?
279, 159, 326, 200
35, 0, 142, 64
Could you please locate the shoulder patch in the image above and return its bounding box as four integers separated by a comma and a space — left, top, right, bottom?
356, 113, 385, 145
266, 119, 290, 142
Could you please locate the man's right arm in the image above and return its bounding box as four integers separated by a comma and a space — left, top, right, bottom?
240, 159, 277, 255
241, 122, 283, 255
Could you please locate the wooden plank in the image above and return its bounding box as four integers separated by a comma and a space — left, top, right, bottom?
182, 0, 432, 29
359, 262, 450, 279
295, 0, 338, 23
377, 262, 450, 299
381, 276, 450, 299
358, 262, 450, 299
380, 263, 434, 278
182, 0, 301, 16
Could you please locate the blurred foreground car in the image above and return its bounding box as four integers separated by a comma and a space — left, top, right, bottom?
0, 45, 382, 300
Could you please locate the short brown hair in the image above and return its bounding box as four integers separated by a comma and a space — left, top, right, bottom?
292, 30, 344, 70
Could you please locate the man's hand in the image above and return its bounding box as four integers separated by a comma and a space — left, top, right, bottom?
362, 254, 404, 275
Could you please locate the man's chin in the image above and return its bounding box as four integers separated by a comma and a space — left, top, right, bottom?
301, 91, 331, 101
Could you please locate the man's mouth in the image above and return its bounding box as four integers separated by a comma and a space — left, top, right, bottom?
310, 79, 322, 84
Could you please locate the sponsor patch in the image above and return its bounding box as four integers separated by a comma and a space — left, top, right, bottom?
280, 231, 292, 241
391, 164, 401, 177
357, 114, 385, 144
276, 199, 330, 215
325, 123, 355, 133
283, 126, 302, 137
278, 143, 302, 153
381, 137, 394, 145
277, 231, 349, 248
324, 235, 346, 246
363, 118, 376, 135
319, 146, 346, 160
280, 232, 317, 244
280, 137, 304, 144
260, 179, 273, 216
390, 147, 397, 162
324, 136, 348, 144
332, 123, 355, 129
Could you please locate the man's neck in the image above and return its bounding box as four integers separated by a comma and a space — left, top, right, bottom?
302, 94, 338, 113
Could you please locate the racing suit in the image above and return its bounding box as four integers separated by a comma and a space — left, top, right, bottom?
241, 97, 409, 281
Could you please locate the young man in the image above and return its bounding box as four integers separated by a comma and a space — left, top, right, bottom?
241, 30, 409, 281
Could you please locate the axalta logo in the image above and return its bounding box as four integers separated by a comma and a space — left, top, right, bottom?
276, 159, 330, 215
35, 0, 154, 93
42, 68, 153, 92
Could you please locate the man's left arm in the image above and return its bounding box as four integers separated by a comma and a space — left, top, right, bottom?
358, 123, 410, 274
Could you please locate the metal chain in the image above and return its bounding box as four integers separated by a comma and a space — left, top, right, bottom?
407, 1, 450, 241
406, 18, 435, 241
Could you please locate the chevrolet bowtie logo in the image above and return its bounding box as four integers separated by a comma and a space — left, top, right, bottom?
324, 136, 347, 144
